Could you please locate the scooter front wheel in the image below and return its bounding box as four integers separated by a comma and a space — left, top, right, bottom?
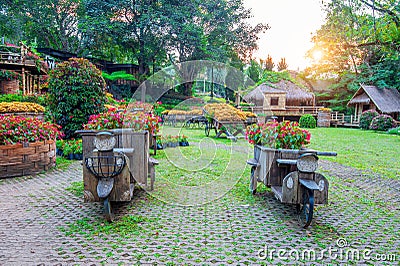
298, 188, 314, 228
104, 198, 113, 222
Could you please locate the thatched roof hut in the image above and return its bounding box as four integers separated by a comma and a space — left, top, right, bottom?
348, 84, 400, 113
347, 84, 400, 120
243, 80, 315, 107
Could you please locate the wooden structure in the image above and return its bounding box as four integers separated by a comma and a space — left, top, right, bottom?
317, 111, 331, 127
78, 129, 153, 203
347, 84, 400, 121
247, 146, 336, 227
243, 80, 322, 120
0, 43, 48, 95
0, 140, 56, 178
330, 112, 362, 127
37, 47, 140, 97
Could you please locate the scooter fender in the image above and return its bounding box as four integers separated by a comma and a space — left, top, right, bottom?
97, 178, 114, 198
299, 178, 320, 190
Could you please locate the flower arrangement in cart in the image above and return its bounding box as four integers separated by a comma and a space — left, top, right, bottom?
246, 120, 311, 149
83, 106, 162, 135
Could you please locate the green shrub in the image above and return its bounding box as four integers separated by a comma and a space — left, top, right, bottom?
369, 115, 397, 131
388, 126, 400, 135
0, 93, 46, 106
48, 58, 106, 139
359, 110, 379, 130
299, 114, 316, 128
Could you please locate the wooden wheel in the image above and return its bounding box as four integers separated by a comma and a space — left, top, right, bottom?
249, 166, 257, 194
205, 123, 210, 136
298, 188, 314, 228
104, 198, 114, 222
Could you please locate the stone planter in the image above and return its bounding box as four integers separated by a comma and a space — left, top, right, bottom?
317, 111, 331, 127
0, 140, 56, 178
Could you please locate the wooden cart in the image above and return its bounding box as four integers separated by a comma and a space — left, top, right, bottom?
247, 146, 336, 228
203, 109, 257, 140
77, 129, 157, 221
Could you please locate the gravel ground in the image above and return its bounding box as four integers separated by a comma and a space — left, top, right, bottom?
0, 159, 398, 265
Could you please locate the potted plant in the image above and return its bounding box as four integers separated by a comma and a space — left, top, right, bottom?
73, 139, 83, 160
156, 137, 163, 150
178, 135, 189, 146
62, 141, 74, 160
56, 139, 64, 156
245, 123, 264, 160
171, 136, 179, 147
245, 120, 312, 188
245, 120, 311, 161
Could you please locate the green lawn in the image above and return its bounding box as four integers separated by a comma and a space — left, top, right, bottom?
308, 127, 399, 180
157, 126, 400, 183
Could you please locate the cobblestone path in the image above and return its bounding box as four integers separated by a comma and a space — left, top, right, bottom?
0, 160, 398, 265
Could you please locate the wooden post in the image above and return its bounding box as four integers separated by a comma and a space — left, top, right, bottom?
22, 67, 26, 95
37, 76, 40, 94
27, 74, 30, 94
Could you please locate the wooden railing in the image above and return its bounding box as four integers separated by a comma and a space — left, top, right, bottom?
0, 52, 38, 68
0, 52, 22, 64
239, 105, 324, 116
331, 112, 360, 125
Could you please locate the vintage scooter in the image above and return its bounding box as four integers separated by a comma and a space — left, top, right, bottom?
85, 132, 135, 221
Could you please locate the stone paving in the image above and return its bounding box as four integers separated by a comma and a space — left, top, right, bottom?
0, 159, 399, 265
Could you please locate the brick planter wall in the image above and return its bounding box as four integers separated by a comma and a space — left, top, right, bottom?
0, 80, 19, 94
0, 140, 56, 178
1, 112, 45, 121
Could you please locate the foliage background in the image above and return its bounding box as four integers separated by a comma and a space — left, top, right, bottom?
47, 58, 106, 139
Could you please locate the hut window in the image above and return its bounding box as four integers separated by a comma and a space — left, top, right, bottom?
270, 97, 279, 106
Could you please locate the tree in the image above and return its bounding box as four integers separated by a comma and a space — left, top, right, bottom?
1, 0, 82, 52
277, 58, 288, 71
305, 0, 400, 110
48, 58, 106, 138
246, 59, 262, 82
261, 55, 275, 71
1, 0, 270, 97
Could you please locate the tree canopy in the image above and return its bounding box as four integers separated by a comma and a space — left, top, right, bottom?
1, 0, 268, 81
305, 0, 399, 110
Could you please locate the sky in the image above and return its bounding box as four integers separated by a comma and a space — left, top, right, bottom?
243, 0, 326, 71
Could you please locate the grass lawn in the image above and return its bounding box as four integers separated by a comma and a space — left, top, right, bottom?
153, 125, 251, 205
308, 127, 400, 180
152, 125, 398, 207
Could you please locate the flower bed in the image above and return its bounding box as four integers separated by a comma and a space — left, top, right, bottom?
0, 115, 62, 178
0, 102, 45, 113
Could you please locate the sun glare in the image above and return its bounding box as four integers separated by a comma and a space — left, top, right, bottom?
312, 50, 323, 61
